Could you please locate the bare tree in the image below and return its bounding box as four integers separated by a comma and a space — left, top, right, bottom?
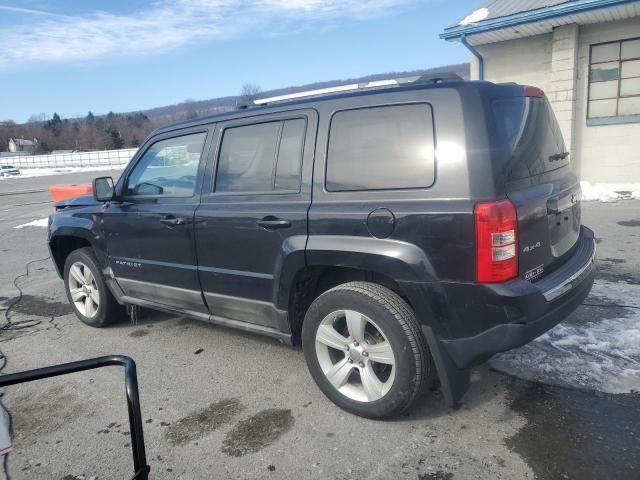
27, 113, 47, 123
237, 83, 262, 107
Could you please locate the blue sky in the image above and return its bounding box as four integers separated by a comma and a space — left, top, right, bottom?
0, 0, 479, 123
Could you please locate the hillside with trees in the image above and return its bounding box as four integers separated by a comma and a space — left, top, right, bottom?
0, 63, 468, 154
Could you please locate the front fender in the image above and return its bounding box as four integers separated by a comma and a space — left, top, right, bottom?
48, 208, 107, 275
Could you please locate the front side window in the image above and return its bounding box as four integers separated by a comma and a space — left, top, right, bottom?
215, 118, 306, 193
326, 104, 435, 192
126, 132, 206, 197
588, 38, 640, 118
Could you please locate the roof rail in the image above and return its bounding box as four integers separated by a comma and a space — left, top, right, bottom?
253, 73, 462, 105
414, 72, 463, 83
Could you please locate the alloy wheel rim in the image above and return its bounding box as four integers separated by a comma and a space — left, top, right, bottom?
68, 261, 100, 318
315, 309, 396, 402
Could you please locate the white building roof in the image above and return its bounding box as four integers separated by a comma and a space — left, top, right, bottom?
442, 0, 640, 45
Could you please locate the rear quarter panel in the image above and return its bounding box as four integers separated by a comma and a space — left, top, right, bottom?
306, 84, 497, 336
308, 86, 494, 275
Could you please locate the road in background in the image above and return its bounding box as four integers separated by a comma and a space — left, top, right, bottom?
0, 170, 122, 295
0, 173, 639, 480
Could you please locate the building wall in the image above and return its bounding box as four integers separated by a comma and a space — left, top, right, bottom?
574, 17, 640, 184
469, 16, 640, 184
470, 34, 554, 92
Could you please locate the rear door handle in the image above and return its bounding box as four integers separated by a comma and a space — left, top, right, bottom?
256, 217, 291, 230
160, 215, 186, 227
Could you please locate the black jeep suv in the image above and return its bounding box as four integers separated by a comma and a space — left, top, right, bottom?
49, 78, 595, 418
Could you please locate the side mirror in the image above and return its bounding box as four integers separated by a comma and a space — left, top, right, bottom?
93, 176, 115, 202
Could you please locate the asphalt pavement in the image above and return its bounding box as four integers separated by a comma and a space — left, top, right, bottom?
0, 171, 639, 480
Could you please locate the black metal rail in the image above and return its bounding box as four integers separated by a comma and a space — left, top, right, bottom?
0, 355, 150, 480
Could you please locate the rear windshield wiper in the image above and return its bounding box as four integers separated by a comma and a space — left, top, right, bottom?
549, 151, 570, 161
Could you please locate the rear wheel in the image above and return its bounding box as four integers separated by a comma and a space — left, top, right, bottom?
64, 247, 125, 327
302, 282, 434, 419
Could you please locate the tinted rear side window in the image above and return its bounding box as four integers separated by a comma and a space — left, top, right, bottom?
275, 119, 305, 191
492, 97, 568, 179
326, 104, 435, 192
216, 122, 280, 193
215, 118, 306, 193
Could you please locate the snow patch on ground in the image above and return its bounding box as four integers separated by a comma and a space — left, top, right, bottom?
491, 279, 640, 394
459, 7, 489, 25
13, 218, 49, 229
0, 165, 124, 180
581, 181, 640, 202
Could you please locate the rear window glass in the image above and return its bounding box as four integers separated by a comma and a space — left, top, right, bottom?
326, 104, 435, 192
492, 97, 568, 179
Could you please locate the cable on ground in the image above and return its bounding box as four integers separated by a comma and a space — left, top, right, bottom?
0, 256, 52, 480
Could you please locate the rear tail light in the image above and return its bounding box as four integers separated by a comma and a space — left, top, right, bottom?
474, 199, 518, 282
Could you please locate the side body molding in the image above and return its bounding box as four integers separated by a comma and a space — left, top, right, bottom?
273, 235, 308, 311
305, 235, 437, 281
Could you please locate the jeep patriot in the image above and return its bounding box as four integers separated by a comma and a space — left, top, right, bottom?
49, 77, 596, 418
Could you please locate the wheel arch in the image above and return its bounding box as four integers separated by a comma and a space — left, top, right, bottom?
280, 235, 442, 342
49, 234, 94, 277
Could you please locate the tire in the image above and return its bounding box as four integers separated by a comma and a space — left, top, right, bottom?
63, 247, 125, 327
302, 281, 435, 419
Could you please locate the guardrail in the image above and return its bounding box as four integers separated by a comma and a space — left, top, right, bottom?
0, 355, 150, 480
5, 149, 137, 169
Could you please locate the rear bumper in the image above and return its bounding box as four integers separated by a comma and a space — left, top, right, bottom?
439, 226, 595, 369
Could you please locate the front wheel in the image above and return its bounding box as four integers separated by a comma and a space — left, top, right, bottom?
64, 247, 125, 327
302, 282, 435, 419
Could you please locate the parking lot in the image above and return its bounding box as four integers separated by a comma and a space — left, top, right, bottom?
1, 171, 640, 480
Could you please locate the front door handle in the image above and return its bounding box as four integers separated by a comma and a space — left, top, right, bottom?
256, 216, 291, 230
160, 216, 185, 227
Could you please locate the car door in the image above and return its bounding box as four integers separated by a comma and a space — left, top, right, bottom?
195, 109, 317, 331
103, 127, 211, 316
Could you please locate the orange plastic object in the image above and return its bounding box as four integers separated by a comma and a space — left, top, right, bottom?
49, 184, 93, 202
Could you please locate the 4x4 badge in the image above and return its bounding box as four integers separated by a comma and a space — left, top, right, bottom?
522, 241, 541, 253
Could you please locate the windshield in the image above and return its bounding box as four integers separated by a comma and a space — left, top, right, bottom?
492, 96, 569, 179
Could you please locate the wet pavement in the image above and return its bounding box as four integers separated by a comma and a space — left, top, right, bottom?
506, 380, 640, 480
1, 172, 640, 479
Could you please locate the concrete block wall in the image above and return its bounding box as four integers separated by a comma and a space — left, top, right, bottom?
548, 24, 579, 155
470, 34, 553, 94
573, 17, 640, 184
468, 16, 640, 184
